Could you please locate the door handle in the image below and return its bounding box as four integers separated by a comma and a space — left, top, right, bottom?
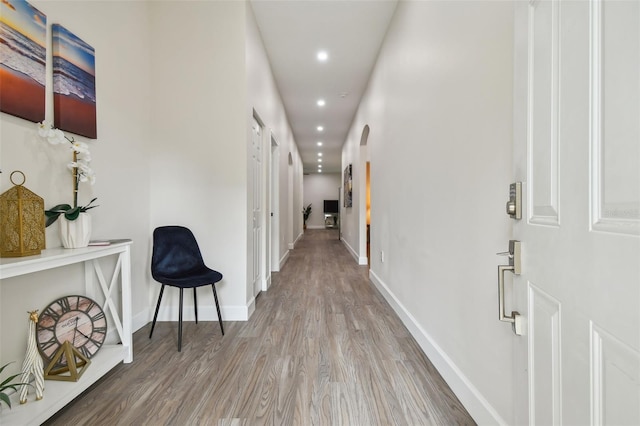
497, 240, 523, 335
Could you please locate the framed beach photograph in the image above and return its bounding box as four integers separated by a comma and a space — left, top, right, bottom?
52, 24, 97, 138
0, 0, 46, 122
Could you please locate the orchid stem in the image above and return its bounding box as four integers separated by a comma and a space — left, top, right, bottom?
72, 150, 78, 209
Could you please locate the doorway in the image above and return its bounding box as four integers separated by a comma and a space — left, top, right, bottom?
359, 124, 370, 265
269, 134, 280, 274
366, 161, 370, 266
250, 114, 264, 300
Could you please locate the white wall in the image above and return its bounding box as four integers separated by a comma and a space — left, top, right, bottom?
148, 1, 250, 321
245, 3, 302, 282
1, 0, 152, 369
342, 2, 515, 424
303, 173, 341, 229
1, 1, 302, 374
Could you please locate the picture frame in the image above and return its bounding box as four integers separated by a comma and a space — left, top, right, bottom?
52, 24, 97, 138
344, 164, 352, 208
0, 0, 46, 122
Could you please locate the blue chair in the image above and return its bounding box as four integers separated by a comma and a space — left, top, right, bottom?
149, 226, 224, 351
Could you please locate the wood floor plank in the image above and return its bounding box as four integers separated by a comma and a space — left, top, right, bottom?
43, 229, 475, 425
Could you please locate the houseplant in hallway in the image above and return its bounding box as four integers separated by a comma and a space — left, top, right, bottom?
38, 122, 97, 248
302, 203, 312, 230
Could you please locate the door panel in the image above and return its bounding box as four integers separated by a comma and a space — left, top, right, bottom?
528, 0, 560, 225
591, 0, 640, 235
251, 118, 263, 298
513, 1, 640, 424
528, 284, 562, 425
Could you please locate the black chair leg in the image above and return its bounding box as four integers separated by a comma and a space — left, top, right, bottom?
211, 284, 224, 335
149, 285, 165, 339
178, 288, 184, 352
194, 288, 198, 324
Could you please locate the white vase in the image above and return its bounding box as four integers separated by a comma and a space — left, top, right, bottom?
60, 213, 92, 248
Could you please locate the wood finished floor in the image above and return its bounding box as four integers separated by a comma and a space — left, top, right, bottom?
44, 229, 474, 425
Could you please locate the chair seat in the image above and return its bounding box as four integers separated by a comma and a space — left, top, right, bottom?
153, 267, 222, 288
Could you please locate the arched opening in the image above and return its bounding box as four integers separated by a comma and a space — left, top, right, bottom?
359, 125, 371, 266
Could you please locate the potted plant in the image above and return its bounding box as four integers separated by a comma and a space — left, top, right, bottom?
302, 203, 312, 229
0, 362, 30, 409
38, 122, 98, 248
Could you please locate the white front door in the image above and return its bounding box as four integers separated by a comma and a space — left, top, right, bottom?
251, 117, 263, 298
512, 1, 640, 424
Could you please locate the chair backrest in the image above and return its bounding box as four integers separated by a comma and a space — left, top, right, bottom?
152, 226, 206, 279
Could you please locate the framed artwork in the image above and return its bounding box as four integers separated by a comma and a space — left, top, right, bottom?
52, 24, 97, 138
0, 0, 46, 122
344, 164, 352, 208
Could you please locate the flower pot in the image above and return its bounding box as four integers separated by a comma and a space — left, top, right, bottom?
60, 213, 92, 248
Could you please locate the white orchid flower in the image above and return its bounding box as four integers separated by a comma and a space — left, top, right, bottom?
36, 122, 98, 216
38, 121, 52, 137
47, 128, 67, 145
69, 160, 96, 185
70, 140, 90, 154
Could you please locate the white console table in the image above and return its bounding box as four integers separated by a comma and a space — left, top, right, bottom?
0, 240, 133, 425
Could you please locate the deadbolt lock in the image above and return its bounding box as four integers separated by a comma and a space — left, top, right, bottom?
506, 182, 522, 220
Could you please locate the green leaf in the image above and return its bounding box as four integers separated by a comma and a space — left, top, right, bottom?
45, 213, 60, 227
0, 373, 22, 389
46, 204, 72, 213
0, 392, 11, 408
64, 207, 81, 221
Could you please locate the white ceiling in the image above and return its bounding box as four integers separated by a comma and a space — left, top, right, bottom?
250, 0, 398, 174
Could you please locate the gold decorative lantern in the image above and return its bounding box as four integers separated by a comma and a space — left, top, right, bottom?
0, 171, 46, 257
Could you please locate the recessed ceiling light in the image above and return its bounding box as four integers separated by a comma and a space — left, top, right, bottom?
317, 153, 323, 157
318, 164, 323, 168
318, 169, 322, 173
317, 99, 326, 107
317, 126, 324, 132
317, 141, 323, 146
318, 158, 322, 162
317, 50, 328, 62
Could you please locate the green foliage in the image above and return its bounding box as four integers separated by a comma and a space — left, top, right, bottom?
302, 203, 312, 223
0, 362, 31, 409
45, 197, 98, 227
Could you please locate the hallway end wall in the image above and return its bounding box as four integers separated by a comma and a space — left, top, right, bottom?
303, 173, 341, 229
342, 1, 515, 424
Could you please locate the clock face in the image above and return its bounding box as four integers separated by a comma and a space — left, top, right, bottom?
36, 295, 107, 366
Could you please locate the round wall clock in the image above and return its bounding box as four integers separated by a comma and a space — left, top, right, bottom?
36, 295, 107, 365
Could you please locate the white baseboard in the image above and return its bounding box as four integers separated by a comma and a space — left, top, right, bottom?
154, 303, 250, 322
279, 250, 290, 269
341, 238, 368, 265
288, 243, 295, 250
133, 308, 150, 333
264, 275, 272, 291
368, 269, 508, 426
247, 296, 256, 319
294, 232, 303, 245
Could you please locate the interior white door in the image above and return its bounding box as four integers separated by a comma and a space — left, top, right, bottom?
251, 117, 263, 298
512, 1, 640, 424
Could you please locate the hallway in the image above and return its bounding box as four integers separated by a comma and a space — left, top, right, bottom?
44, 229, 474, 425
